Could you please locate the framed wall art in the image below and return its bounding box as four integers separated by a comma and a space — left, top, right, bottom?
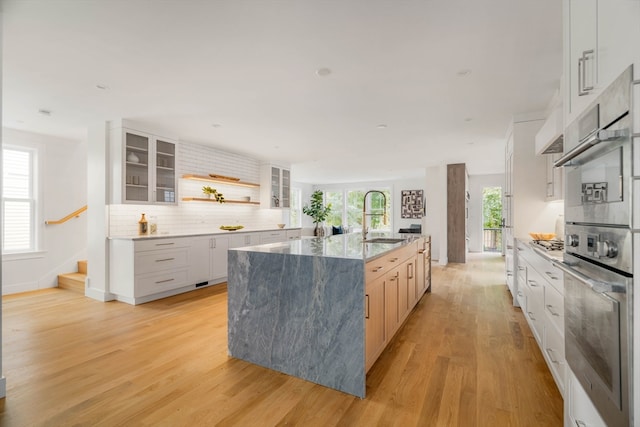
401, 190, 424, 219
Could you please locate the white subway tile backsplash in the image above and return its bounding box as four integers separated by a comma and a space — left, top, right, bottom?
109, 140, 283, 236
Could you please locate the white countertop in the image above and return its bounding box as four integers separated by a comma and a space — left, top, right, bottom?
230, 232, 427, 262
108, 227, 302, 240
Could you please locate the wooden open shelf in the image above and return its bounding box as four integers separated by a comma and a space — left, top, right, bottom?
182, 174, 260, 188
181, 197, 260, 205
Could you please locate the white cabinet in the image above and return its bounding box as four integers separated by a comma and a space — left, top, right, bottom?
210, 236, 229, 283
566, 368, 607, 427
516, 240, 567, 397
545, 154, 564, 201
189, 236, 211, 285
286, 229, 301, 240
260, 230, 288, 244
261, 164, 290, 208
110, 127, 177, 205
109, 237, 192, 305
565, 0, 640, 122
229, 233, 260, 248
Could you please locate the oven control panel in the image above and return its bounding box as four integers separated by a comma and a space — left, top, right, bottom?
564, 224, 632, 275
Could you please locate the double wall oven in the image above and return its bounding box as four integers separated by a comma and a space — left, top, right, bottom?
554, 65, 634, 426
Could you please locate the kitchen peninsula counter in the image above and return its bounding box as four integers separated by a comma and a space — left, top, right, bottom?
227, 233, 430, 398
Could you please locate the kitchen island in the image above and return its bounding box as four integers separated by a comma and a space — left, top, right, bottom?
227, 232, 431, 398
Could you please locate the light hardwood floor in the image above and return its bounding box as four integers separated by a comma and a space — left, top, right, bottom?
1, 253, 563, 426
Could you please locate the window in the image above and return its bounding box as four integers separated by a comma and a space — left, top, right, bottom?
289, 187, 301, 227
2, 147, 37, 253
320, 187, 391, 232
324, 191, 344, 227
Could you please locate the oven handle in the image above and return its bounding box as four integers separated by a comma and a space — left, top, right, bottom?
554, 127, 629, 167
551, 260, 627, 294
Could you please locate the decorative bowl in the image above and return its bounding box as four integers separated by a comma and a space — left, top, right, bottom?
220, 225, 244, 231
529, 232, 556, 241
277, 224, 285, 229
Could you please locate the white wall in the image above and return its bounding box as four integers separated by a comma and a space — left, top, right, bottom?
2, 129, 87, 295
468, 173, 503, 252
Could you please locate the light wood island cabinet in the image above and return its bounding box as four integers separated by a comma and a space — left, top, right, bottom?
364, 237, 431, 371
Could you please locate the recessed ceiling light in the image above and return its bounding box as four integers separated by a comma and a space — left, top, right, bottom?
376, 124, 388, 129
457, 69, 472, 77
38, 109, 51, 116
316, 67, 332, 77
96, 84, 109, 90
211, 123, 221, 128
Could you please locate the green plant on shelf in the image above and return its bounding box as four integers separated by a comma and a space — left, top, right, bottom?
202, 186, 225, 203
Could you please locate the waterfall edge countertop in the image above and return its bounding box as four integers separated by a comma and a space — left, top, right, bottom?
230, 232, 424, 261
227, 232, 429, 398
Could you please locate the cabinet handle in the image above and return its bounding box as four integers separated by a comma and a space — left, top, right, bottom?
528, 312, 536, 321
408, 263, 414, 279
528, 280, 539, 287
155, 242, 174, 246
575, 420, 587, 427
390, 257, 399, 262
365, 294, 370, 319
418, 249, 425, 254
518, 266, 525, 271
155, 278, 174, 284
372, 266, 384, 272
578, 49, 595, 96
155, 257, 175, 262
546, 304, 560, 317
544, 271, 559, 280
545, 348, 559, 364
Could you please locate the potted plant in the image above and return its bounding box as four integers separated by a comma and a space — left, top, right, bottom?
202, 186, 225, 203
302, 190, 331, 236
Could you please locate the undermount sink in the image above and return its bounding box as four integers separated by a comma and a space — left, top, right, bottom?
363, 238, 406, 244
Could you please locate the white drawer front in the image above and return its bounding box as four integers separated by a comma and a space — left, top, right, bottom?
544, 322, 566, 394
135, 238, 190, 252
544, 283, 564, 332
135, 248, 189, 275
135, 269, 189, 297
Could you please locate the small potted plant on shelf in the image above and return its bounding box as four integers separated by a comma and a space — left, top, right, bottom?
303, 190, 331, 236
202, 186, 225, 203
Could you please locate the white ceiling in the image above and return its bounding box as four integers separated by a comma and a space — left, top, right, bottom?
2, 0, 562, 183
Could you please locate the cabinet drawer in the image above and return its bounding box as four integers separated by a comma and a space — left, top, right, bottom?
135, 238, 190, 252
135, 269, 189, 297
260, 231, 286, 244
135, 248, 189, 274
540, 263, 563, 295
544, 282, 565, 332
366, 243, 416, 282
544, 322, 566, 395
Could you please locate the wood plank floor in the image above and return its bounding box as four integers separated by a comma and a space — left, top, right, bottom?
0, 253, 563, 426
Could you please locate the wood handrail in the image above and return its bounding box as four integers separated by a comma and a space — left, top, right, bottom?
45, 205, 87, 225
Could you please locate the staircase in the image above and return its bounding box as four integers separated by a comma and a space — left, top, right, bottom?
57, 260, 87, 293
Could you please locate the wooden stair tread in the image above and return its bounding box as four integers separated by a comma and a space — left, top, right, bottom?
57, 272, 86, 293
78, 260, 87, 274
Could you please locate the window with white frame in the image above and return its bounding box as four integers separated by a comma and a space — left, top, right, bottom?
289, 187, 302, 227
2, 146, 37, 253
322, 187, 391, 232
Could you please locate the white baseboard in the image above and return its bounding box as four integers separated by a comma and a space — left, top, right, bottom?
85, 287, 116, 302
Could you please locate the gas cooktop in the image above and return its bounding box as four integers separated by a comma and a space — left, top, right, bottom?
531, 239, 564, 252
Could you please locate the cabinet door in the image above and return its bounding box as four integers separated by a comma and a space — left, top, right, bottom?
365, 274, 386, 371
568, 0, 598, 120
384, 270, 400, 339
210, 236, 229, 282
416, 244, 425, 296
124, 130, 152, 203
190, 236, 211, 284
281, 169, 290, 208
154, 138, 176, 204
397, 260, 410, 323
545, 154, 564, 201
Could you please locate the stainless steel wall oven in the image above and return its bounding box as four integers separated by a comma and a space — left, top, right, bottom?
556, 65, 634, 427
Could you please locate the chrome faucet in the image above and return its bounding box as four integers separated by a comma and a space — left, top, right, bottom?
362, 190, 388, 241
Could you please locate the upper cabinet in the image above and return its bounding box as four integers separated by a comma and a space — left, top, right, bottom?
565, 0, 640, 123
535, 95, 564, 202
110, 127, 177, 205
261, 164, 290, 208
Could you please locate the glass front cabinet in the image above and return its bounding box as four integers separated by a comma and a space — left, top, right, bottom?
111, 128, 177, 205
